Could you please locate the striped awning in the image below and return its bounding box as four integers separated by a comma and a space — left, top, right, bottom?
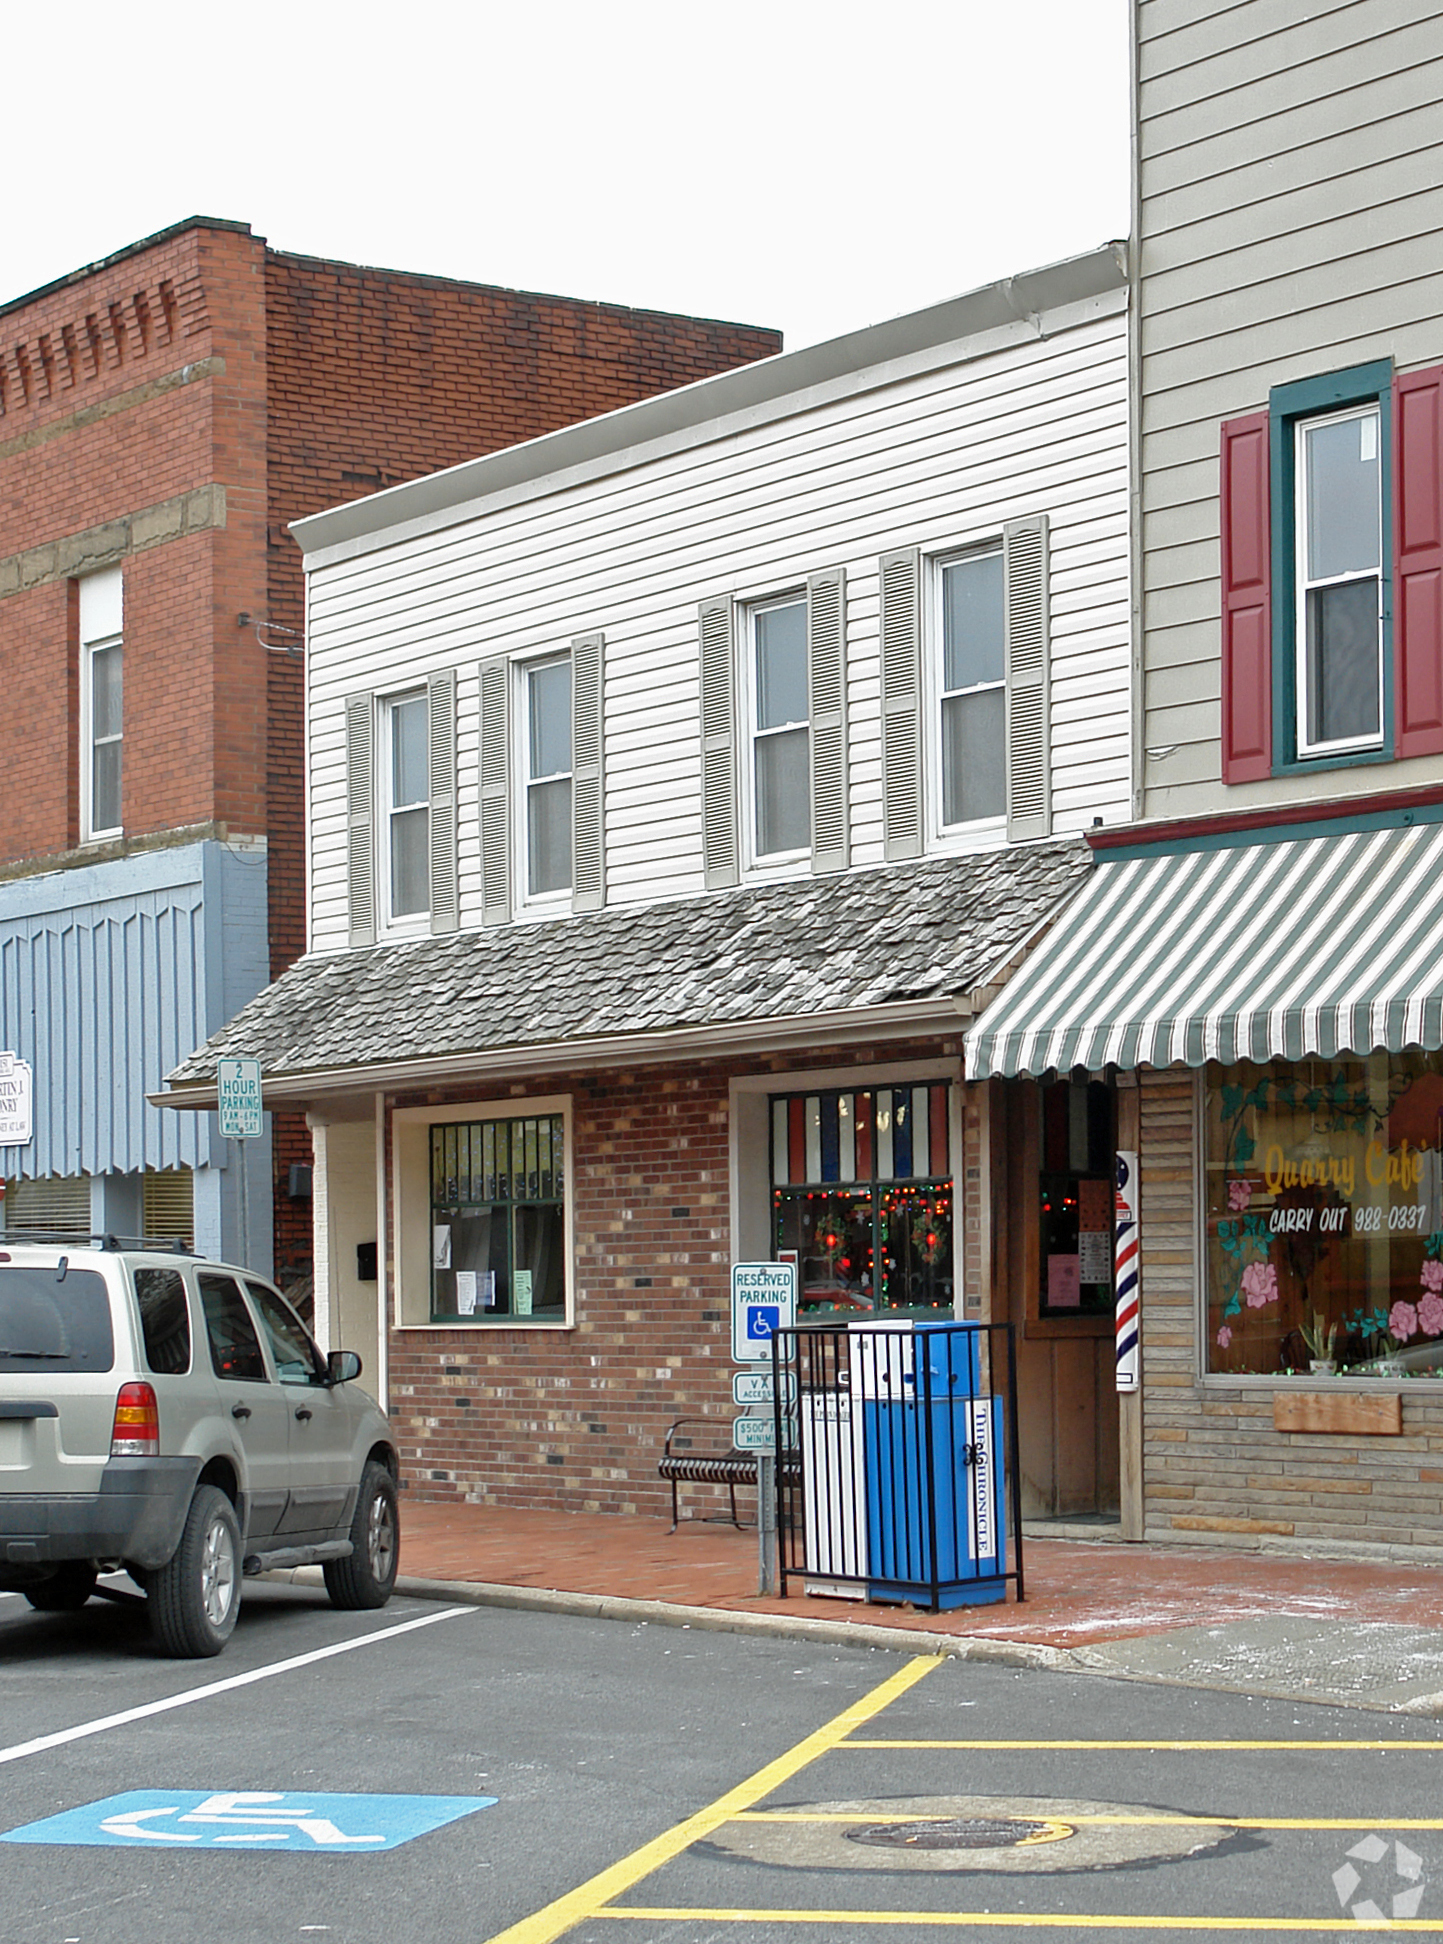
966, 820, 1443, 1078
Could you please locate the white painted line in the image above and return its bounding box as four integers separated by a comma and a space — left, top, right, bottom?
0, 1605, 474, 1768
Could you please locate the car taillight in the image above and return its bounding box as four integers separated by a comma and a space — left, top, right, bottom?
111, 1382, 159, 1457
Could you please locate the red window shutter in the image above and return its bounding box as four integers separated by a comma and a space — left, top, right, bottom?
1219, 412, 1272, 783
1394, 365, 1443, 760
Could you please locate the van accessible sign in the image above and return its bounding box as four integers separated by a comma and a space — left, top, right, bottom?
217, 1059, 264, 1140
0, 1053, 33, 1146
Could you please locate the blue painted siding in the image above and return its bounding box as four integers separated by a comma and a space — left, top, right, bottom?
0, 840, 269, 1179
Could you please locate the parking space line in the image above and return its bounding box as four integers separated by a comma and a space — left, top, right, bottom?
481, 1653, 944, 1944
595, 1911, 1443, 1931
0, 1605, 475, 1769
843, 1738, 1441, 1751
734, 1811, 1443, 1829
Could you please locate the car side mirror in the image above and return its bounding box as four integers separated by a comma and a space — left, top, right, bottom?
327, 1349, 363, 1385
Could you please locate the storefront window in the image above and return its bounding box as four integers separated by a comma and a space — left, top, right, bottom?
430, 1115, 566, 1323
1039, 1078, 1116, 1317
770, 1084, 953, 1315
1204, 1054, 1443, 1376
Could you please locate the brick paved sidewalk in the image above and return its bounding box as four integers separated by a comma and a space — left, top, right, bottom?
396, 1496, 1443, 1652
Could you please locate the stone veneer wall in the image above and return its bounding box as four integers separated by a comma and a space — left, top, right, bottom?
1139, 1069, 1443, 1556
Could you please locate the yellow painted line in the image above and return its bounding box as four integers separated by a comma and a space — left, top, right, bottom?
597, 1911, 1443, 1931
733, 1810, 1443, 1830
481, 1654, 943, 1944
843, 1737, 1440, 1751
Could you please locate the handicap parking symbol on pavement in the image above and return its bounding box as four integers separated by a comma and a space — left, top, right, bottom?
0, 1789, 498, 1854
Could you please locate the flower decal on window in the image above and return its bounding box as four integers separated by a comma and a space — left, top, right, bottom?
1390, 1300, 1420, 1344
1227, 1179, 1253, 1213
1418, 1289, 1443, 1339
1216, 1324, 1233, 1349
1421, 1258, 1443, 1296
1240, 1260, 1278, 1309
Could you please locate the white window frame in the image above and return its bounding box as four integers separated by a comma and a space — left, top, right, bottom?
741, 589, 810, 875
1293, 402, 1385, 760
380, 688, 430, 933
391, 1092, 575, 1332
924, 544, 1007, 846
513, 650, 574, 911
79, 569, 123, 843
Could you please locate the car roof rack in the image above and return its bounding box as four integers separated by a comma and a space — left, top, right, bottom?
0, 1230, 197, 1256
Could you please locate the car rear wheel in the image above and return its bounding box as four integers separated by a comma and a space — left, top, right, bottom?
149, 1484, 242, 1657
23, 1564, 98, 1611
324, 1462, 399, 1610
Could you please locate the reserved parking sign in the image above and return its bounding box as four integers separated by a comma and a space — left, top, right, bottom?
731, 1261, 797, 1362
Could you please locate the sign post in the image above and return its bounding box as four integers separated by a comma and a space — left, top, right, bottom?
217, 1059, 264, 1262
730, 1262, 796, 1596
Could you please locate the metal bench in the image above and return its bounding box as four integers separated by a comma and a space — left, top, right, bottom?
659, 1418, 760, 1531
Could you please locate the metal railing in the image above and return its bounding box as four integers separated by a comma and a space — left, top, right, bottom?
771, 1319, 1024, 1613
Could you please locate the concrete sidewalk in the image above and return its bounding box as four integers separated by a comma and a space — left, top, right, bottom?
379, 1496, 1443, 1716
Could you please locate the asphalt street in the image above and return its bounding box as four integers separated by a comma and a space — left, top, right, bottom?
3, 1578, 1443, 1942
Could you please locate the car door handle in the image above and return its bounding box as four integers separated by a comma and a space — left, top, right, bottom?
294, 1407, 313, 1422
231, 1404, 251, 1420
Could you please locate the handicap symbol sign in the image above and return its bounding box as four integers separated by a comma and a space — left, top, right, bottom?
0, 1789, 497, 1854
746, 1305, 780, 1342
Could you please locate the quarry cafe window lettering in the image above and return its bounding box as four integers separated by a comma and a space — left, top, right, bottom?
771, 1084, 953, 1315
430, 1115, 565, 1323
1039, 1077, 1117, 1318
1206, 1053, 1443, 1377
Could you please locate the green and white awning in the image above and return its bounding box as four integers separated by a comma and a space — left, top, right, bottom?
966, 820, 1443, 1078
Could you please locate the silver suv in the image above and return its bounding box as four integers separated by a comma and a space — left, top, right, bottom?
0, 1236, 399, 1658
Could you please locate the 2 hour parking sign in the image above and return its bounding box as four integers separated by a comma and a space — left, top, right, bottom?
731, 1261, 797, 1362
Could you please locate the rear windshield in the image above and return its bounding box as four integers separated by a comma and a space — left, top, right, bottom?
0, 1268, 115, 1373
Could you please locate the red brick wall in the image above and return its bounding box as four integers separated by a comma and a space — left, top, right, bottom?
385, 1037, 961, 1517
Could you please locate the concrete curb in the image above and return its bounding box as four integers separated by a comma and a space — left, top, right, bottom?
387, 1574, 1073, 1671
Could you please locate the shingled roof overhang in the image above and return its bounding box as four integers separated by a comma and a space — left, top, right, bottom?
155, 842, 1092, 1111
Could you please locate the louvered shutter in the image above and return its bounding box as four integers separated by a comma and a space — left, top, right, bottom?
571, 632, 606, 913
807, 566, 848, 875
427, 668, 458, 934
479, 657, 511, 926
1003, 516, 1051, 840
1219, 412, 1272, 782
699, 596, 738, 889
1394, 366, 1443, 760
345, 693, 375, 947
879, 547, 922, 861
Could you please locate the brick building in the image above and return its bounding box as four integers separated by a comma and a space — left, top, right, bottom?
0, 216, 780, 1280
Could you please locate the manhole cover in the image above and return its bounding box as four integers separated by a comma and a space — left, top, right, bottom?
848, 1816, 1074, 1852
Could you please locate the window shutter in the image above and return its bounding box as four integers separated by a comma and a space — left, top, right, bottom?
1219, 412, 1272, 783
879, 547, 922, 861
479, 656, 511, 926
807, 566, 849, 875
1394, 365, 1443, 760
344, 692, 375, 948
571, 632, 606, 913
1003, 515, 1051, 840
699, 596, 738, 889
427, 668, 457, 934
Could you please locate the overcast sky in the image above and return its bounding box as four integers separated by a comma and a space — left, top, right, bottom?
9, 1, 1129, 353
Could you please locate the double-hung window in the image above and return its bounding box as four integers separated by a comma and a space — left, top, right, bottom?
383, 690, 430, 925
522, 655, 573, 899
934, 549, 1006, 830
878, 518, 1051, 858
79, 568, 123, 841
1218, 358, 1443, 781
747, 593, 810, 862
698, 568, 848, 887
344, 670, 457, 946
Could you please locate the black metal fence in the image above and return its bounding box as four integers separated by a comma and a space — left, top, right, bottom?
771, 1319, 1024, 1613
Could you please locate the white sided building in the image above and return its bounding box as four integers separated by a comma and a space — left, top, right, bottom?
162, 247, 1135, 1522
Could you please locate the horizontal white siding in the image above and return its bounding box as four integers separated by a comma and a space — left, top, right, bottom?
307, 302, 1130, 951
1137, 0, 1443, 818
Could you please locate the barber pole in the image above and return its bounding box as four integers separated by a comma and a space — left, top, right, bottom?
1114, 1149, 1140, 1393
